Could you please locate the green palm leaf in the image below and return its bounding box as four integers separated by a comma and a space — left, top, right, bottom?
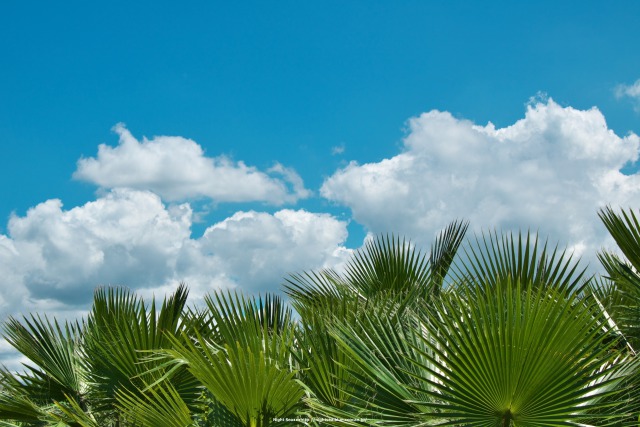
409, 277, 626, 426
3, 315, 85, 404
598, 207, 640, 349
328, 305, 434, 426
0, 315, 87, 425
286, 223, 468, 425
596, 206, 640, 422
455, 230, 587, 295
81, 283, 199, 423
430, 220, 469, 293
151, 291, 304, 427
116, 383, 193, 427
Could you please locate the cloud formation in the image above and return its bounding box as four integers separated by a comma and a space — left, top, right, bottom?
4, 97, 640, 369
176, 209, 350, 297
4, 189, 192, 308
74, 124, 311, 204
321, 98, 640, 263
0, 189, 349, 320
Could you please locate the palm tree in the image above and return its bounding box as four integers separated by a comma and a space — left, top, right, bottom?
285, 221, 469, 425
2, 213, 639, 426
0, 284, 195, 426
301, 230, 631, 425
141, 291, 305, 427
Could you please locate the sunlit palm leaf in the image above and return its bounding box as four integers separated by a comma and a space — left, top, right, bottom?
343, 235, 432, 299
430, 220, 469, 293
0, 314, 87, 425
3, 314, 85, 404
600, 206, 640, 275
153, 291, 304, 427
455, 231, 587, 295
598, 208, 640, 349
286, 223, 467, 424
596, 206, 640, 422
409, 278, 625, 426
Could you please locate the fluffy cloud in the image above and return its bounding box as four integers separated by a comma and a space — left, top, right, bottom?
0, 190, 349, 370
73, 124, 311, 204
5, 189, 192, 308
321, 98, 640, 264
0, 189, 349, 321
175, 210, 350, 297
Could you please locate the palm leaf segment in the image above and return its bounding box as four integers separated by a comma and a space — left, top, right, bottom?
0, 315, 85, 425
594, 207, 640, 422
81, 284, 198, 422
455, 230, 587, 294
156, 291, 304, 427
597, 206, 640, 352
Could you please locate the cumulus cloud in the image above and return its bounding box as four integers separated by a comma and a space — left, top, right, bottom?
5, 188, 192, 307
321, 98, 640, 265
0, 189, 349, 370
175, 210, 350, 297
616, 79, 640, 111
73, 124, 311, 204
0, 189, 349, 320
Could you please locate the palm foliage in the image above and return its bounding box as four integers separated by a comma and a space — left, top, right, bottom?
81, 284, 199, 423
0, 284, 195, 426
455, 230, 587, 294
2, 213, 640, 426
597, 206, 640, 352
285, 222, 469, 425
321, 227, 629, 426
415, 278, 624, 426
591, 207, 640, 422
0, 314, 87, 425
147, 291, 304, 427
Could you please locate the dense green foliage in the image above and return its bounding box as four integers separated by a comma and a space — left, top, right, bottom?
1, 209, 639, 426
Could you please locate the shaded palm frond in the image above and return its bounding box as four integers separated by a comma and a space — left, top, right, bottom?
430, 220, 469, 294
116, 382, 193, 427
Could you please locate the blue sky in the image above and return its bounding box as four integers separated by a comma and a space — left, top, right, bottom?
1, 1, 640, 364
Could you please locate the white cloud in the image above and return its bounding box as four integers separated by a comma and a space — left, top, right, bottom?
5, 188, 192, 308
73, 124, 310, 204
0, 189, 350, 369
0, 189, 349, 319
616, 79, 640, 112
615, 79, 640, 100
174, 209, 350, 297
321, 98, 640, 266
